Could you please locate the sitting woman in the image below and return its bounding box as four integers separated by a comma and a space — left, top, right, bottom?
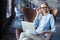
19, 2, 56, 40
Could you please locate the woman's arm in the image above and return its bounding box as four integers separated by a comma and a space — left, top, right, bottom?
35, 7, 41, 20
33, 8, 41, 28
44, 15, 56, 40
44, 14, 56, 33
50, 15, 56, 33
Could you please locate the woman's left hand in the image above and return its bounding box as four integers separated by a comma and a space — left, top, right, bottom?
40, 32, 44, 36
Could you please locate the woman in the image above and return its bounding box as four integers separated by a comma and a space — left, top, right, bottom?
19, 2, 56, 40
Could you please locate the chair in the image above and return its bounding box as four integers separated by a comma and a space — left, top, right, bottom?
22, 7, 36, 22
50, 8, 58, 21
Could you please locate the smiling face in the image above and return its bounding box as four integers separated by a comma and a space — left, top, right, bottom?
40, 4, 48, 13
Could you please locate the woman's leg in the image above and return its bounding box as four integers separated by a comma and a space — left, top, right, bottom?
23, 37, 29, 40
16, 28, 22, 40
19, 32, 29, 40
19, 32, 43, 40
12, 18, 23, 40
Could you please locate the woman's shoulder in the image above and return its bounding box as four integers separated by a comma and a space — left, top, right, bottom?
47, 13, 54, 17
46, 13, 54, 19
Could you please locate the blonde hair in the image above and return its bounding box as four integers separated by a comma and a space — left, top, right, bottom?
40, 2, 50, 13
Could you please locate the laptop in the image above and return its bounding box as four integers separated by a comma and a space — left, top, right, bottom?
21, 21, 36, 34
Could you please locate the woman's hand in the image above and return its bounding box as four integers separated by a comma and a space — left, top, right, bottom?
43, 30, 51, 34
36, 7, 41, 14
35, 7, 41, 20
40, 32, 44, 36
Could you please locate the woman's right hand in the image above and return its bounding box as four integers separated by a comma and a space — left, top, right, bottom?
36, 7, 41, 14
35, 7, 41, 20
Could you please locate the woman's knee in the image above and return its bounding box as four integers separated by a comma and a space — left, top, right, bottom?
19, 32, 26, 40
23, 37, 29, 40
20, 32, 25, 37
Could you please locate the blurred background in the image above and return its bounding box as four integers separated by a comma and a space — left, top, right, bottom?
1, 0, 60, 40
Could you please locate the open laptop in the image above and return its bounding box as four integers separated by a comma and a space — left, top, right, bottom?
21, 21, 36, 34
